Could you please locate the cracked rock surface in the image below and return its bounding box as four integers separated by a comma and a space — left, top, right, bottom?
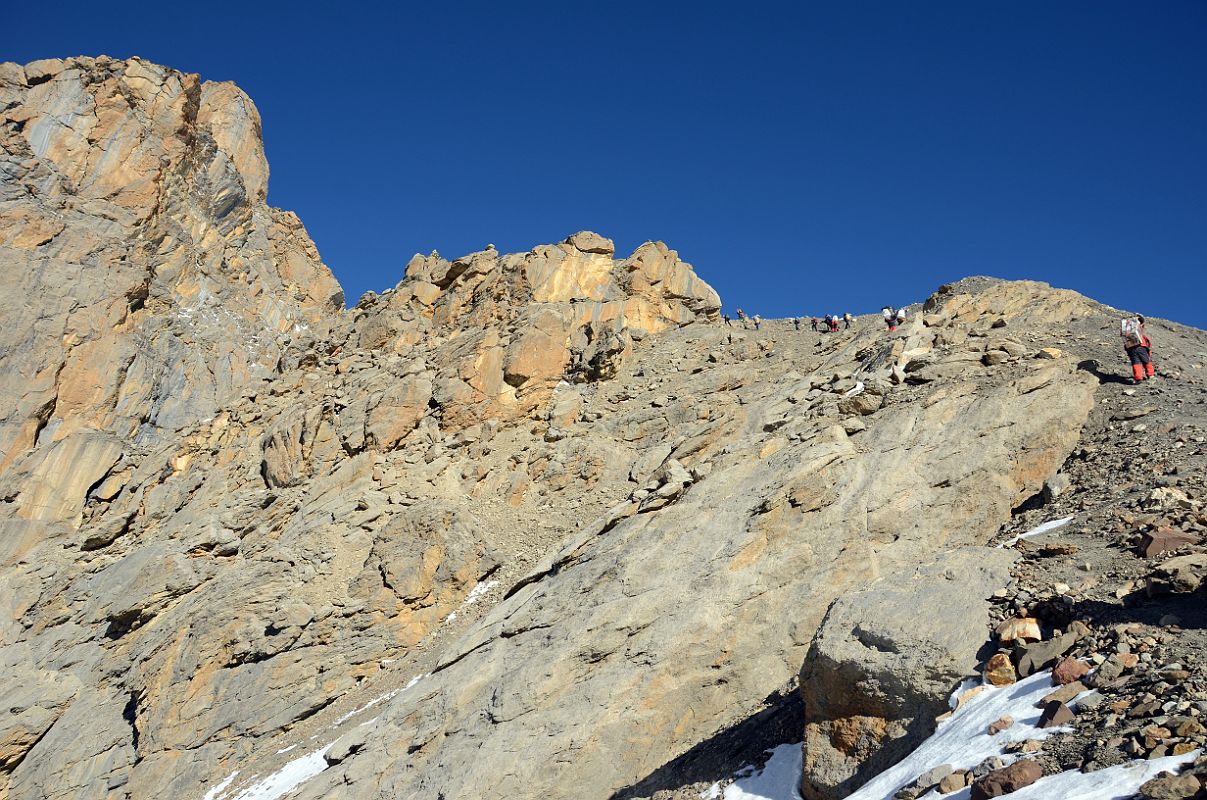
2, 57, 1205, 800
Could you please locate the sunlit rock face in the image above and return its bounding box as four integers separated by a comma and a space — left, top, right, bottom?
0, 55, 1142, 800
0, 55, 343, 527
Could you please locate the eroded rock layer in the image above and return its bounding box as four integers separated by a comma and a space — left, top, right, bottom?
3, 56, 1201, 800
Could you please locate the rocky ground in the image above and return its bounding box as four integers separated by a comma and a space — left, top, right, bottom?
2, 56, 1205, 800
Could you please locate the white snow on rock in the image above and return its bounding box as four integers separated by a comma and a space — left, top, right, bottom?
332, 672, 425, 725
446, 579, 499, 623
703, 668, 1198, 800
463, 579, 498, 605
921, 751, 1199, 800
221, 745, 332, 800
202, 771, 238, 800
203, 747, 329, 800
998, 516, 1075, 548
703, 743, 802, 799
333, 689, 400, 725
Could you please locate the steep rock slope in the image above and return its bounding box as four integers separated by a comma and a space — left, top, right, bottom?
0, 56, 343, 537
1, 57, 1191, 800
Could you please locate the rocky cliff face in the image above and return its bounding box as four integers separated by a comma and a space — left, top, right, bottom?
0, 56, 344, 533
2, 57, 1204, 800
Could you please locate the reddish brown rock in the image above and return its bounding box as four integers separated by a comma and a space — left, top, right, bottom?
1052, 657, 1090, 685
1138, 528, 1199, 558
1037, 700, 1075, 729
970, 759, 1043, 800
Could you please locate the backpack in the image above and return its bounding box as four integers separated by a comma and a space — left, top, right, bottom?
1121, 318, 1142, 348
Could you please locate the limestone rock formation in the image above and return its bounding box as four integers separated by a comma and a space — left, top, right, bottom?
3, 55, 1202, 800
0, 55, 343, 534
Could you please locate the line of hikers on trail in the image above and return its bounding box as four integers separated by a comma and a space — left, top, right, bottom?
722, 310, 856, 333
722, 306, 1158, 384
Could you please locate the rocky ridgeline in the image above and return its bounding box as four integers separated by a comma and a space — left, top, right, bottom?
1, 57, 1206, 800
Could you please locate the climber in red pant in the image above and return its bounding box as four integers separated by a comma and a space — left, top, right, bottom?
1120, 315, 1156, 383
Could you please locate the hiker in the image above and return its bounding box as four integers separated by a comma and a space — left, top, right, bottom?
752, 314, 762, 331
828, 315, 839, 333
722, 312, 732, 327
1121, 315, 1156, 383
810, 317, 819, 332
793, 317, 801, 331
843, 312, 853, 330
896, 307, 907, 327
736, 308, 748, 329
882, 306, 897, 332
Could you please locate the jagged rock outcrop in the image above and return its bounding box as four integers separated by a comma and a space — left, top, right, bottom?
4, 55, 1200, 800
344, 230, 720, 427
0, 55, 343, 534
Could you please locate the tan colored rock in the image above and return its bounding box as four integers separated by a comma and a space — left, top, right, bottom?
0, 62, 1125, 800
503, 308, 573, 388
800, 548, 1017, 800
984, 653, 1018, 687
996, 616, 1041, 644
365, 374, 434, 449
988, 715, 1014, 735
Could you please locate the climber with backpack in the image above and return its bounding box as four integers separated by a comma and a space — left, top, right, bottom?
1121, 315, 1156, 383
882, 306, 897, 332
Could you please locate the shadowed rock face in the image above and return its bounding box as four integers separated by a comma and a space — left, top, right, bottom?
0, 56, 1147, 800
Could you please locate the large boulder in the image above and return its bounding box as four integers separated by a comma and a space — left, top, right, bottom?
799, 547, 1018, 800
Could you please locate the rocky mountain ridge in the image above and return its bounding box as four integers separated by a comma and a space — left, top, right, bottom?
2, 57, 1206, 800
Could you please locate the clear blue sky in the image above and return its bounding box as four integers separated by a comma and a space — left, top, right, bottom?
7, 2, 1206, 327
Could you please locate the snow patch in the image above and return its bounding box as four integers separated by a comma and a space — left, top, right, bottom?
848, 670, 1072, 799
927, 750, 1199, 799
998, 516, 1074, 548
225, 745, 331, 800
703, 743, 802, 800
463, 579, 498, 605
702, 669, 1195, 800
202, 771, 238, 800
444, 580, 499, 624
333, 673, 425, 726
333, 690, 399, 725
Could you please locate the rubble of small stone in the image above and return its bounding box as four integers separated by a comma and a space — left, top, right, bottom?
2, 56, 1207, 800
815, 308, 1207, 800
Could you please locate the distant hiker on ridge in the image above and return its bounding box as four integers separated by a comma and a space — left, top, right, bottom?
1121, 315, 1156, 384
736, 308, 748, 329
793, 317, 801, 331
722, 312, 732, 327
752, 314, 762, 331
828, 315, 839, 333
843, 312, 853, 330
882, 306, 897, 332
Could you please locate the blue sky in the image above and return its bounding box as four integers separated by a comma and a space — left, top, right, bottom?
6, 2, 1206, 327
